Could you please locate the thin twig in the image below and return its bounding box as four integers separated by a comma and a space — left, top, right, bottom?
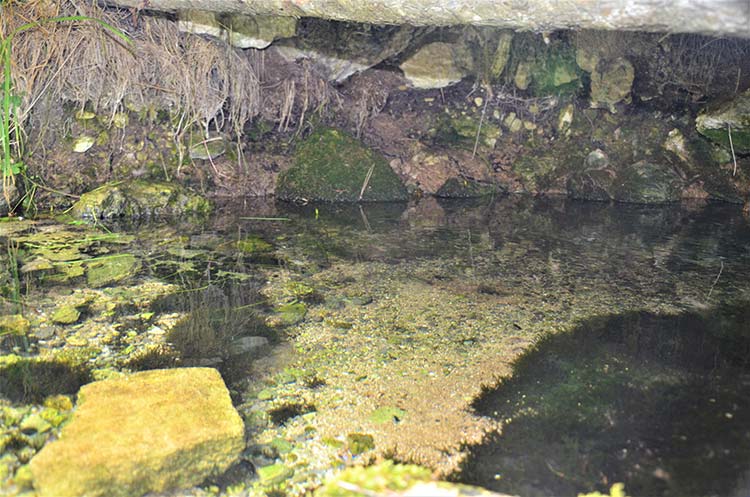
707, 259, 724, 299
472, 92, 490, 159
728, 123, 738, 176
359, 163, 375, 201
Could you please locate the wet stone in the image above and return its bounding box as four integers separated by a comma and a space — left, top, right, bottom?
29, 368, 244, 497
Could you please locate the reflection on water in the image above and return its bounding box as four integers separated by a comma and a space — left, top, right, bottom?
2, 195, 750, 496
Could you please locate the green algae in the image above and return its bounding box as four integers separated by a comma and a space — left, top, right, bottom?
345, 433, 374, 455
257, 463, 294, 485
50, 305, 81, 325
277, 128, 408, 202
313, 461, 432, 497
369, 406, 406, 424
85, 254, 140, 287
275, 302, 307, 325
70, 180, 212, 220
0, 314, 30, 336
236, 236, 274, 255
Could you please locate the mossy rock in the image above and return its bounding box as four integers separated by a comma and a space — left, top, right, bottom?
29, 368, 244, 497
257, 463, 294, 485
613, 161, 684, 204
277, 128, 408, 202
236, 236, 273, 255
528, 49, 581, 96
275, 302, 307, 325
436, 177, 501, 198
346, 433, 375, 455
86, 254, 140, 288
313, 461, 432, 497
512, 155, 559, 193
50, 305, 81, 325
70, 180, 212, 220
696, 91, 750, 153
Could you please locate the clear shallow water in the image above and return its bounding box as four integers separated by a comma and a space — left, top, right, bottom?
2, 195, 750, 497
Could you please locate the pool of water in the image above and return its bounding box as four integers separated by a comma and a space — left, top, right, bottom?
1, 195, 749, 497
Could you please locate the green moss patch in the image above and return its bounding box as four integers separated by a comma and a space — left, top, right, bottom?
277, 128, 408, 202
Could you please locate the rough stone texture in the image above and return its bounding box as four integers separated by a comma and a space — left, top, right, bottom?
178, 10, 296, 49
274, 21, 415, 83
400, 42, 469, 89
567, 149, 616, 201
696, 89, 750, 153
277, 128, 408, 202
70, 180, 212, 220
590, 57, 635, 111
29, 368, 244, 497
613, 160, 685, 204
392, 145, 493, 195
103, 0, 750, 38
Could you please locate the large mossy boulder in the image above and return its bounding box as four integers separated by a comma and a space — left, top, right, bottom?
696, 90, 750, 153
29, 368, 244, 497
613, 160, 684, 204
277, 128, 408, 202
70, 180, 211, 220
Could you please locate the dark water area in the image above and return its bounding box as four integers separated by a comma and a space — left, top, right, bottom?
2, 195, 750, 497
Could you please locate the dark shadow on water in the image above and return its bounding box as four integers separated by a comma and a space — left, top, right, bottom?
461, 303, 750, 497
130, 281, 276, 386
0, 357, 92, 403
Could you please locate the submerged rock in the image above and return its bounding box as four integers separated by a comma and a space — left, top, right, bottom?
277, 128, 408, 202
613, 160, 684, 204
696, 89, 750, 153
29, 368, 244, 497
85, 253, 140, 288
70, 180, 211, 220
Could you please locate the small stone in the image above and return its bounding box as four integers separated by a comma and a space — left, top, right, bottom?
74, 110, 96, 120
227, 336, 269, 356
20, 413, 52, 434
696, 89, 750, 153
557, 103, 574, 135
189, 135, 226, 160
20, 257, 54, 273
257, 463, 294, 485
400, 42, 468, 89
369, 406, 406, 424
50, 305, 81, 325
514, 61, 532, 90
72, 136, 95, 153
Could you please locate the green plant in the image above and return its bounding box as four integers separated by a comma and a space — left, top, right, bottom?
0, 10, 131, 212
